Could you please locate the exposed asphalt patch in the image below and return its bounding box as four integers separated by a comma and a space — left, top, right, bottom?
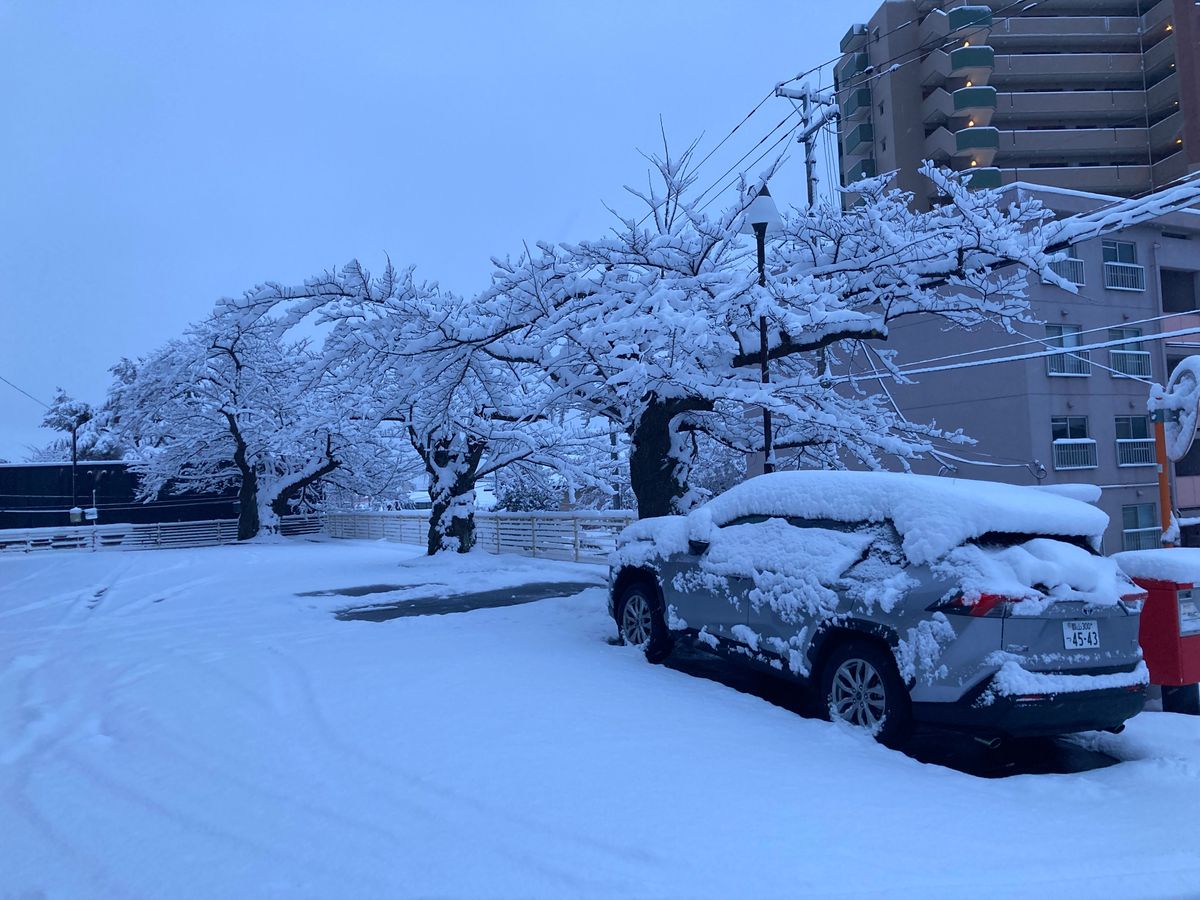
335, 581, 599, 621
297, 583, 433, 598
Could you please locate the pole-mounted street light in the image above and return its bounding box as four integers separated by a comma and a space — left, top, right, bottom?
740, 184, 784, 474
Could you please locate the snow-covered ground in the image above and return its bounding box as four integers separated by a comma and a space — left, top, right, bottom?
2, 539, 1199, 898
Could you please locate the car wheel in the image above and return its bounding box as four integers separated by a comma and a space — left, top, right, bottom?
616, 582, 673, 664
821, 639, 913, 749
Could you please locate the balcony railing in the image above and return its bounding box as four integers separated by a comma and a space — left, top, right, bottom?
1123, 526, 1162, 551
1047, 349, 1091, 376
1052, 439, 1098, 470
1103, 261, 1146, 291
1116, 438, 1156, 467
1110, 348, 1151, 378
1049, 257, 1085, 285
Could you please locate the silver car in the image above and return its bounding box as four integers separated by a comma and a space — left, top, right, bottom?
609, 471, 1148, 747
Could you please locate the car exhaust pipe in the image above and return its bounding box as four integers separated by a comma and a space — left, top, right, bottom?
973, 736, 1004, 750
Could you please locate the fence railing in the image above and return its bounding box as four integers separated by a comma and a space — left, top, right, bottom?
323, 510, 637, 562
1116, 438, 1156, 467
1103, 261, 1146, 291
0, 514, 322, 554
1122, 526, 1161, 551
1046, 349, 1091, 377
1048, 257, 1086, 285
1109, 348, 1151, 378
0, 509, 634, 563
1052, 438, 1098, 470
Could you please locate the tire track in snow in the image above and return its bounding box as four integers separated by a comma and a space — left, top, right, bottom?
263, 645, 625, 891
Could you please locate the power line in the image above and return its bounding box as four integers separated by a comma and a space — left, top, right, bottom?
893, 308, 1200, 371
851, 322, 1200, 385
0, 373, 48, 408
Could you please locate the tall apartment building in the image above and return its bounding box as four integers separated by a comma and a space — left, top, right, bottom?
835, 0, 1200, 208
881, 183, 1200, 553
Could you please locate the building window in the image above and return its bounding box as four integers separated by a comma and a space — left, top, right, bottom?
1122, 502, 1161, 551
1108, 327, 1151, 378
1046, 324, 1090, 376
1051, 415, 1097, 469
1115, 415, 1155, 466
1103, 240, 1137, 265
1102, 240, 1145, 290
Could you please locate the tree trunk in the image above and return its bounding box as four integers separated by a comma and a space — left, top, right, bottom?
224, 412, 261, 541
628, 395, 712, 519
422, 436, 486, 555
237, 471, 261, 541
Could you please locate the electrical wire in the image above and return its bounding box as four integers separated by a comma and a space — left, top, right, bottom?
0, 374, 48, 408
893, 308, 1200, 372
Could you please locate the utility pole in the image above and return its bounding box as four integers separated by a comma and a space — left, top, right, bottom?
775, 83, 840, 377
774, 83, 840, 208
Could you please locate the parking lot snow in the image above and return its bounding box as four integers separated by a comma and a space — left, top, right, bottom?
2, 539, 1199, 898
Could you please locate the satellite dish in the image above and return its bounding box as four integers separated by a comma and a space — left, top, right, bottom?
1153, 357, 1200, 461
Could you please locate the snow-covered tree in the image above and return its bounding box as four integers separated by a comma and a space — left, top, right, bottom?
229, 261, 617, 553
111, 306, 414, 540
468, 146, 1200, 518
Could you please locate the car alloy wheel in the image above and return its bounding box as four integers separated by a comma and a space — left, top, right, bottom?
829, 658, 888, 731
621, 592, 653, 647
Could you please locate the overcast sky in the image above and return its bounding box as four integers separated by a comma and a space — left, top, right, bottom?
0, 0, 875, 459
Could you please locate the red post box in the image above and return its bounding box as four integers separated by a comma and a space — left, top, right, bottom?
1113, 549, 1200, 715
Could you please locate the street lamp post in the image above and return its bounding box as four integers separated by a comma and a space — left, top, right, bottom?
740, 185, 783, 474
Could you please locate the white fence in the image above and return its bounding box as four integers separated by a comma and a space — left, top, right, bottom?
0, 510, 634, 562
0, 515, 323, 554
323, 510, 637, 562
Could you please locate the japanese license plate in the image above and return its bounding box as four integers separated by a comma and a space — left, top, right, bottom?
1063, 620, 1100, 650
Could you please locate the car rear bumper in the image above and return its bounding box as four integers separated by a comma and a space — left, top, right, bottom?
912, 677, 1146, 738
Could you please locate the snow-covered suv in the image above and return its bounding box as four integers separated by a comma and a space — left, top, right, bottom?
609, 471, 1148, 747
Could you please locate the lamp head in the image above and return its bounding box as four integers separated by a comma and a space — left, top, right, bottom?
738, 184, 783, 236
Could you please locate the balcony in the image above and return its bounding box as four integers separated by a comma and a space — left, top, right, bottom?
990, 15, 1141, 51
918, 5, 992, 45
1049, 257, 1085, 285
964, 166, 1001, 189
993, 89, 1150, 125
845, 158, 876, 182
844, 122, 874, 154
1110, 349, 1152, 378
1116, 438, 1156, 467
992, 52, 1143, 87
1103, 261, 1146, 291
956, 126, 999, 152
953, 86, 997, 115
838, 52, 869, 86
921, 47, 994, 87
1047, 349, 1091, 377
1053, 439, 1098, 470
996, 126, 1150, 161
841, 87, 872, 120
950, 45, 995, 73
999, 164, 1151, 196
1123, 526, 1162, 551
840, 23, 868, 53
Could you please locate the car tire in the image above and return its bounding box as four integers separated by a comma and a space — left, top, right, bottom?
820, 638, 914, 749
615, 581, 674, 664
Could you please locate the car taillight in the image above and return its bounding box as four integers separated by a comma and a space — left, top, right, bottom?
928, 593, 1012, 617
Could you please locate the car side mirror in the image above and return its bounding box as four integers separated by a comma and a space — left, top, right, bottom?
688, 539, 710, 555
